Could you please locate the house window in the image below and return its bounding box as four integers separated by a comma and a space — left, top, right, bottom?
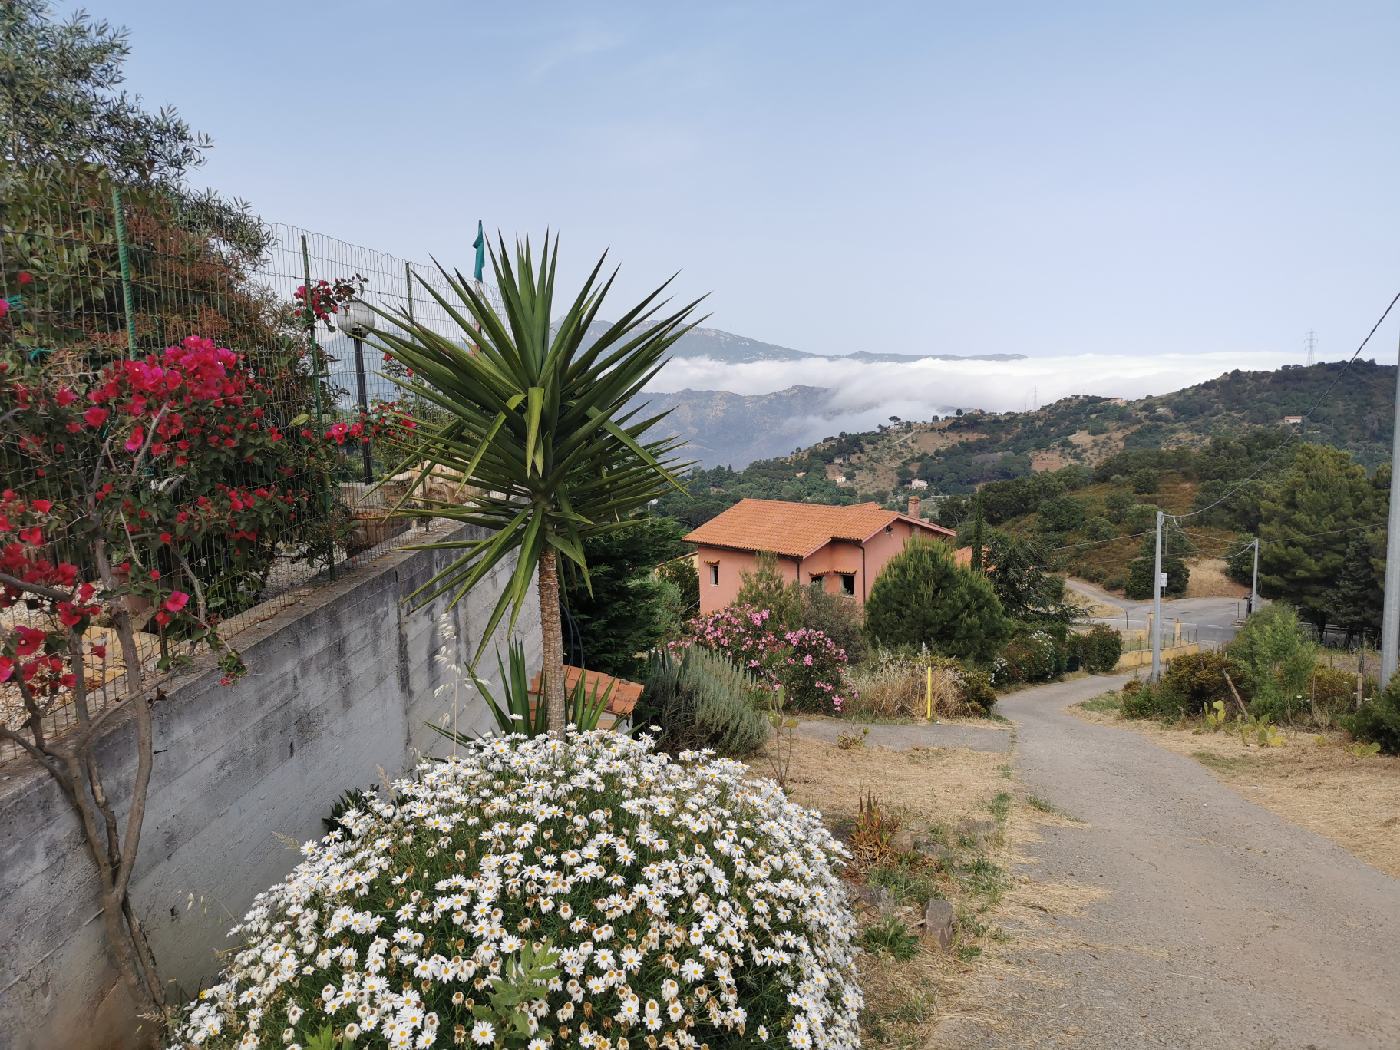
708, 562, 719, 586
839, 573, 856, 596
809, 574, 825, 591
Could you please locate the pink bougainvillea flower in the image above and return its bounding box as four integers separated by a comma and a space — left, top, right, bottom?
83, 406, 109, 428
17, 271, 33, 286
0, 656, 12, 681
0, 300, 9, 320
30, 499, 52, 513
124, 428, 145, 453
17, 526, 42, 545
55, 387, 76, 406
163, 591, 190, 614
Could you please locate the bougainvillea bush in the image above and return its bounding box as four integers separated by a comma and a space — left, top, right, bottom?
674, 605, 852, 714
169, 730, 862, 1050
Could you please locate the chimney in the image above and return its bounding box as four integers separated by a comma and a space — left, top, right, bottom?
907, 495, 922, 520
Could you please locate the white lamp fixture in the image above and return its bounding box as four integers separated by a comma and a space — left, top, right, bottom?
341, 298, 374, 338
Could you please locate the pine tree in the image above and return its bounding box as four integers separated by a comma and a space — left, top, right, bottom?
1325, 532, 1382, 645
866, 539, 1011, 663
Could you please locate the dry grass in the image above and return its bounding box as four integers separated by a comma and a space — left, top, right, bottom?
764, 734, 1103, 1047
1075, 704, 1400, 877
1185, 556, 1247, 599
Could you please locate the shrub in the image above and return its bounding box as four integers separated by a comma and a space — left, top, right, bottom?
1119, 678, 1190, 721
844, 649, 997, 719
1071, 624, 1123, 673
1160, 650, 1234, 711
1306, 666, 1362, 726
992, 629, 1065, 686
736, 554, 867, 662
169, 731, 863, 1049
1344, 678, 1400, 754
1227, 605, 1316, 722
866, 539, 1011, 663
676, 604, 852, 713
637, 647, 772, 756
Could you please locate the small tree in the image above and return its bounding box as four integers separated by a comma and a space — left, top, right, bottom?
866, 539, 1010, 663
376, 235, 702, 728
1226, 604, 1317, 722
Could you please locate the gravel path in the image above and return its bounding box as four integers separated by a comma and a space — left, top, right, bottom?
796, 718, 1011, 753
938, 673, 1400, 1049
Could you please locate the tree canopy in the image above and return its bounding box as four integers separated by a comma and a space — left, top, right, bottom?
865, 539, 1010, 663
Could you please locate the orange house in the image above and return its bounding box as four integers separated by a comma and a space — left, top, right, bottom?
684, 496, 956, 615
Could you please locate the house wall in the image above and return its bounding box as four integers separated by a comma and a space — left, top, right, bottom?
0, 526, 540, 1050
694, 546, 799, 615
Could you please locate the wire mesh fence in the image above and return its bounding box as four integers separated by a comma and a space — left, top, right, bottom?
0, 164, 496, 759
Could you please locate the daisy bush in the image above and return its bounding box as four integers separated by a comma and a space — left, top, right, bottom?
169, 730, 861, 1050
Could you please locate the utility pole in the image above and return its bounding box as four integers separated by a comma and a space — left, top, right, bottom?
1249, 537, 1259, 615
1380, 325, 1400, 688
1151, 510, 1164, 681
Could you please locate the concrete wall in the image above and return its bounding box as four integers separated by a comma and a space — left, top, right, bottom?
0, 526, 540, 1050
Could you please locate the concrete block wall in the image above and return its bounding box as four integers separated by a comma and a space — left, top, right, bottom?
0, 526, 540, 1050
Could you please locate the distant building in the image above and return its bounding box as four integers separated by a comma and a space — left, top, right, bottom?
685, 497, 955, 614
907, 478, 929, 490
1282, 415, 1304, 426
834, 474, 849, 486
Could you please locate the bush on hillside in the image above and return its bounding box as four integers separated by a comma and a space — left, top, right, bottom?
638, 647, 772, 756
866, 539, 1011, 663
844, 649, 997, 719
169, 732, 863, 1050
1306, 666, 1362, 726
1070, 624, 1124, 673
1344, 678, 1400, 754
1160, 650, 1235, 712
1119, 678, 1191, 721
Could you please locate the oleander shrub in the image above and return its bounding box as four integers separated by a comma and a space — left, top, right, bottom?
168, 731, 862, 1050
1070, 625, 1123, 674
637, 648, 772, 757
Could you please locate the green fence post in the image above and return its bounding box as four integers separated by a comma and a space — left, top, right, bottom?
111, 186, 138, 359
303, 235, 336, 580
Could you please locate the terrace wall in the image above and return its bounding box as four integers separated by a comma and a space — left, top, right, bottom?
0, 526, 540, 1050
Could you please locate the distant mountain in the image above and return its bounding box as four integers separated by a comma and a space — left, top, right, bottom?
578, 319, 1025, 365
637, 385, 840, 467
651, 360, 1399, 515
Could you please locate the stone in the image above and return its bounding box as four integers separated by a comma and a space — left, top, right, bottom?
922, 898, 957, 950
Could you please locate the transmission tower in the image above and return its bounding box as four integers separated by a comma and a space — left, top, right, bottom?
1306, 329, 1317, 366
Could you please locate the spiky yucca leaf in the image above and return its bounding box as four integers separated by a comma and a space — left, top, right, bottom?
373, 234, 702, 691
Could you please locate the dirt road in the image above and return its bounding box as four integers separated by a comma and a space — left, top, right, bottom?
938, 674, 1400, 1049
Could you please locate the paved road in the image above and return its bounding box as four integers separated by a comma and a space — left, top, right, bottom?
1069, 577, 1251, 648
939, 674, 1400, 1050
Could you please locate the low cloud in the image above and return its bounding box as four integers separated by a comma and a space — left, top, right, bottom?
650, 350, 1320, 422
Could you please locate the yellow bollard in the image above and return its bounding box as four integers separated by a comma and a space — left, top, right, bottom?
926, 665, 933, 721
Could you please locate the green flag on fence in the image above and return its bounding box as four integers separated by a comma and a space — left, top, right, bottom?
472, 220, 486, 283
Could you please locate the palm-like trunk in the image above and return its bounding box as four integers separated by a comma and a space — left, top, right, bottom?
536, 549, 567, 729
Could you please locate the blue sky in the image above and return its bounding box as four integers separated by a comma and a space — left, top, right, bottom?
87, 1, 1400, 363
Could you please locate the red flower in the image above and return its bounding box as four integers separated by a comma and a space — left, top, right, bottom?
83, 406, 109, 428
55, 387, 76, 406
17, 271, 33, 286
90, 644, 106, 660
124, 428, 145, 454
30, 499, 52, 513
18, 527, 42, 545
0, 656, 12, 681
163, 591, 190, 614
57, 602, 85, 628
14, 625, 45, 656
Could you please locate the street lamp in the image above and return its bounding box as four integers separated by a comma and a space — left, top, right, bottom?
340, 298, 375, 484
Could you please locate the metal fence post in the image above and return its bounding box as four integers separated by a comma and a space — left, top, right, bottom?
111, 186, 138, 359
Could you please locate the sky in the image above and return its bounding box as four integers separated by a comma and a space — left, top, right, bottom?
87, 0, 1400, 386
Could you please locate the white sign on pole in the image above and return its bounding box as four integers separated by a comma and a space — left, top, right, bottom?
1158, 571, 1169, 589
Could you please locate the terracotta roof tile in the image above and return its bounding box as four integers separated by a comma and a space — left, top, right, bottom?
529, 665, 643, 717
684, 498, 954, 559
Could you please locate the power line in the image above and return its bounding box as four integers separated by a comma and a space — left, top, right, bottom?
1169, 287, 1400, 524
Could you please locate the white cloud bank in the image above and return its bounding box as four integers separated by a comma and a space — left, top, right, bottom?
651, 350, 1322, 422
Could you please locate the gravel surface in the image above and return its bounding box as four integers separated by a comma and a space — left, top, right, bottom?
938, 673, 1400, 1049
795, 718, 1011, 753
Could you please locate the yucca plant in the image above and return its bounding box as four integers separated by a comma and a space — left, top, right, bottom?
429, 638, 613, 743
374, 233, 702, 729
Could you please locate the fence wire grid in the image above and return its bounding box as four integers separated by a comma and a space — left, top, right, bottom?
0, 164, 500, 759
